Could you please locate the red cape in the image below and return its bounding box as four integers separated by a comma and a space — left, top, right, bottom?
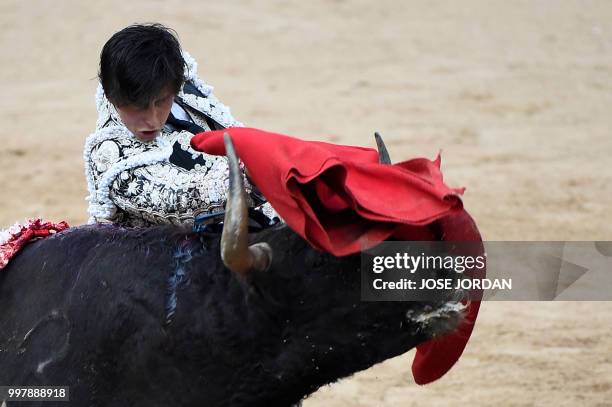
192, 127, 483, 384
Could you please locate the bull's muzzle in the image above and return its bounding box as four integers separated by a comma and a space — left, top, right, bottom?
221, 133, 273, 275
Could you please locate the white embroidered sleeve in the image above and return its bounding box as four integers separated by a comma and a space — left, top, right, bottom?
180, 51, 244, 129
84, 129, 258, 227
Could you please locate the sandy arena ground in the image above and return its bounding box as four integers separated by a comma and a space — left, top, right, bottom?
1, 1, 611, 405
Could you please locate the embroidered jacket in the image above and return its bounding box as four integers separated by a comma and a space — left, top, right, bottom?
84, 52, 276, 227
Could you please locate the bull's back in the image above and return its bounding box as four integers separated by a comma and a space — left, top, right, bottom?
0, 225, 178, 401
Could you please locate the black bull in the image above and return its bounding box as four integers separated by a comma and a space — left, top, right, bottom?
0, 136, 464, 406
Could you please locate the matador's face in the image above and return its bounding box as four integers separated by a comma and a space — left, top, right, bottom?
114, 90, 175, 143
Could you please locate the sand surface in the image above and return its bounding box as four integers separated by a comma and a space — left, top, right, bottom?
1, 1, 611, 405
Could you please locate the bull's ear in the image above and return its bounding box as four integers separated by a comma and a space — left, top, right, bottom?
374, 132, 391, 164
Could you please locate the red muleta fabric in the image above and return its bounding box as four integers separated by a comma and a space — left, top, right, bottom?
191, 127, 484, 384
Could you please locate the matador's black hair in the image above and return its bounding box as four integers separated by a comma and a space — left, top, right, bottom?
99, 23, 185, 108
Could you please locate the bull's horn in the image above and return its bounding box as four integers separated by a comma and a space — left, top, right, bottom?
221, 133, 272, 275
374, 132, 392, 164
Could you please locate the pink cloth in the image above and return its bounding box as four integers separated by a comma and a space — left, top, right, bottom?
0, 219, 69, 270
